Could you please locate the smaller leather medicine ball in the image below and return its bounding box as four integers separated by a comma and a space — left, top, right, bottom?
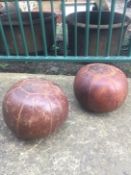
74, 63, 128, 113
2, 78, 68, 139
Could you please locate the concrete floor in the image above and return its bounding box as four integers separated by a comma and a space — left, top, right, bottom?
0, 73, 131, 175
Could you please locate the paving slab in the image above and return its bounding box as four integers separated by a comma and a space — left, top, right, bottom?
0, 73, 131, 175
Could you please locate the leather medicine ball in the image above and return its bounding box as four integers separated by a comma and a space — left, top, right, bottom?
3, 78, 69, 139
74, 63, 128, 113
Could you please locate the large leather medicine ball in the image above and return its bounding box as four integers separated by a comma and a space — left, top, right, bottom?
3, 78, 68, 139
74, 63, 128, 113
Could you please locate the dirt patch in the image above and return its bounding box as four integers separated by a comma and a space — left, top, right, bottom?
0, 61, 131, 78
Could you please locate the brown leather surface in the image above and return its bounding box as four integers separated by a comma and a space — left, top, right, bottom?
74, 63, 128, 113
3, 78, 68, 139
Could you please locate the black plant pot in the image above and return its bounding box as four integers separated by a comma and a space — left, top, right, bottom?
0, 12, 56, 55
66, 11, 130, 56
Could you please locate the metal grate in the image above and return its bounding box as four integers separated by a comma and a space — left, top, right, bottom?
0, 0, 130, 62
